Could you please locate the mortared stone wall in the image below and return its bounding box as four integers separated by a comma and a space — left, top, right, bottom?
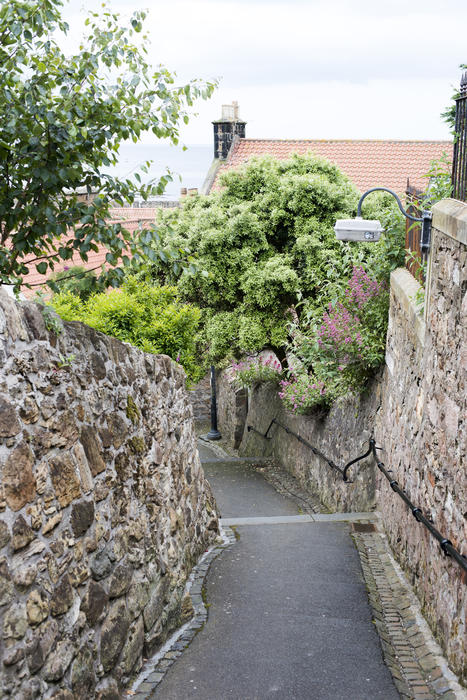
0, 290, 218, 698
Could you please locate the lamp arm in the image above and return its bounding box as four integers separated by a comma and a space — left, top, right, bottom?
356, 187, 422, 223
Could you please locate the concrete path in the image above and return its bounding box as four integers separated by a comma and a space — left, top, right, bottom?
154, 444, 399, 700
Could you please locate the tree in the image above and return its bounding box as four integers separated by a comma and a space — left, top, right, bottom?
0, 0, 216, 291
147, 154, 404, 362
441, 63, 467, 133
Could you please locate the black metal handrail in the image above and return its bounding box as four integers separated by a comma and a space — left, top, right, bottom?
248, 418, 467, 575
369, 439, 467, 574
247, 418, 372, 483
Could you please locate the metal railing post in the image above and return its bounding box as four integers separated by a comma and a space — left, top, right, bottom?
206, 365, 221, 440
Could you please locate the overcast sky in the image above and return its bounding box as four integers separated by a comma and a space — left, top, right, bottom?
63, 0, 466, 144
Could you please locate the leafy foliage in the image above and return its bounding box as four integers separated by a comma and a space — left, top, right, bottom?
229, 354, 283, 389
49, 266, 105, 301
421, 153, 453, 206
50, 277, 203, 382
441, 64, 467, 133
282, 266, 389, 413
147, 154, 403, 361
0, 0, 216, 291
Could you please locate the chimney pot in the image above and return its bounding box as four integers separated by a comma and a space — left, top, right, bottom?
221, 104, 235, 120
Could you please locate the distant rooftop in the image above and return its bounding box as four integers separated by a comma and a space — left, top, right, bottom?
208, 138, 453, 195
21, 208, 165, 296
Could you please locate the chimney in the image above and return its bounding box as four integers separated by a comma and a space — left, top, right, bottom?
212, 102, 246, 160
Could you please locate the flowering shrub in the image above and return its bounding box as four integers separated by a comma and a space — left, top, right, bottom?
230, 354, 283, 389
281, 266, 388, 414
279, 373, 336, 414
345, 265, 385, 309
317, 267, 388, 378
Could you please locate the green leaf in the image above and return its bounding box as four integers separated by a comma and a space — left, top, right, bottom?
0, 0, 216, 288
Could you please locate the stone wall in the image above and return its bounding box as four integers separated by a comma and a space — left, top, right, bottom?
0, 290, 218, 699
216, 373, 248, 450
232, 380, 379, 513
186, 373, 211, 424
375, 199, 466, 682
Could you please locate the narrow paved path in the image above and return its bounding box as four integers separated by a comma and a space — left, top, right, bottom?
154, 444, 399, 700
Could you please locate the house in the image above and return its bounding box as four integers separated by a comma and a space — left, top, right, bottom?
202, 103, 453, 197
21, 207, 163, 296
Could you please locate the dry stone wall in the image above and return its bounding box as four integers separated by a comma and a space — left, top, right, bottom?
0, 290, 218, 699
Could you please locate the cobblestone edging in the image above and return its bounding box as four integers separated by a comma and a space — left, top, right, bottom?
353, 530, 467, 700
128, 526, 236, 699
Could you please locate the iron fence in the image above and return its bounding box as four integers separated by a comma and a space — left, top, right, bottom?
452, 71, 467, 201
405, 182, 425, 280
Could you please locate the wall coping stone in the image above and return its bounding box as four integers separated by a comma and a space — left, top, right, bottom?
432, 198, 467, 245
390, 268, 425, 347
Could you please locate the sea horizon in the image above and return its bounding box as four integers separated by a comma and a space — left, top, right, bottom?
103, 143, 213, 200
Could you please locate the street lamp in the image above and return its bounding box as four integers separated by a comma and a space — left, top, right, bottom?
206, 364, 222, 440
334, 187, 432, 254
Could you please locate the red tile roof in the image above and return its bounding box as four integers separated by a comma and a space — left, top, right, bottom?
211, 139, 453, 195
21, 208, 161, 296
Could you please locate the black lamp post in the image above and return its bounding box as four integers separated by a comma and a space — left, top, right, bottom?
334, 186, 432, 255
206, 364, 221, 440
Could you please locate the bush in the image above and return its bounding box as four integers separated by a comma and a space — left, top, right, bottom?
49, 266, 105, 301
283, 266, 388, 414
230, 354, 283, 389
50, 278, 203, 383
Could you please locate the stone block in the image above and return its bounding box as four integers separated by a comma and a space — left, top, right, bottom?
72, 443, 94, 493
100, 599, 130, 672
0, 559, 13, 606
71, 500, 95, 537
81, 426, 105, 476
12, 515, 35, 551
2, 444, 36, 511
108, 561, 133, 599
90, 550, 112, 581
26, 589, 49, 626
95, 678, 120, 700
81, 580, 108, 625
3, 602, 27, 640
0, 395, 21, 437
0, 520, 10, 549
50, 573, 74, 616
71, 644, 96, 697
49, 452, 81, 508
43, 639, 75, 681
120, 615, 144, 675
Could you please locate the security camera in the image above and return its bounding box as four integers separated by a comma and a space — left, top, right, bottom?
334, 217, 383, 242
